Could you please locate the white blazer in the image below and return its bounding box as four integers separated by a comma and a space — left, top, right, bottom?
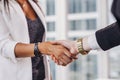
0, 0, 50, 80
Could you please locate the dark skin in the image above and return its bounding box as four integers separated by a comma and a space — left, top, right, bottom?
14, 0, 74, 66
17, 0, 37, 20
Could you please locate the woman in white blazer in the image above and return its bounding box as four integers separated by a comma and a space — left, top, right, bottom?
0, 0, 74, 80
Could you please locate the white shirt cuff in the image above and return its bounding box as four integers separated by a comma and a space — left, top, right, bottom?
88, 34, 101, 50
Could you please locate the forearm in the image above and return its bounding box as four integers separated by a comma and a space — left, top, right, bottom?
82, 22, 120, 51
14, 42, 67, 58
14, 42, 51, 58
15, 43, 35, 58
14, 42, 52, 58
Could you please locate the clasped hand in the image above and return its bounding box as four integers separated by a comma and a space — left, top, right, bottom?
49, 40, 79, 66
38, 41, 79, 66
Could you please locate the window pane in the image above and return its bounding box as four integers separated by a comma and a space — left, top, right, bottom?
68, 0, 96, 13
86, 19, 96, 30
86, 0, 96, 12
49, 59, 56, 80
47, 22, 55, 32
68, 56, 82, 80
86, 55, 98, 80
69, 19, 96, 31
46, 0, 55, 15
68, 0, 82, 13
109, 49, 120, 79
69, 20, 83, 31
68, 55, 98, 80
47, 37, 55, 41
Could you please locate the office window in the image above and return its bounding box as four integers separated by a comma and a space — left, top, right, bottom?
86, 55, 98, 80
69, 60, 82, 72
68, 0, 96, 13
86, 0, 96, 12
47, 37, 55, 41
68, 55, 98, 80
46, 0, 55, 15
69, 20, 84, 31
69, 0, 82, 13
86, 19, 96, 30
69, 19, 96, 31
47, 22, 55, 32
49, 59, 56, 80
69, 56, 82, 80
109, 50, 120, 79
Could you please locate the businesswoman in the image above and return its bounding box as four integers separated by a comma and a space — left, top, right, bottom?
0, 0, 73, 80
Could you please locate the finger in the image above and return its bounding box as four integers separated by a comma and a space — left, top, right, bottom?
55, 60, 59, 65
57, 58, 70, 66
71, 54, 78, 59
59, 59, 66, 66
53, 57, 58, 63
63, 49, 72, 58
64, 49, 78, 60
59, 58, 67, 65
50, 55, 54, 61
51, 55, 55, 61
58, 60, 64, 65
50, 55, 54, 60
51, 55, 58, 63
61, 54, 72, 64
58, 55, 71, 66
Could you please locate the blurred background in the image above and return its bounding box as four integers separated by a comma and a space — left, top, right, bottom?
40, 0, 120, 80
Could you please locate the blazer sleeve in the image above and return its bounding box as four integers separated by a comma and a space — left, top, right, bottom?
0, 11, 18, 63
95, 0, 120, 51
95, 22, 120, 51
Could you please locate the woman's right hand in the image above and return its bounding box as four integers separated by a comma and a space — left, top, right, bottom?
38, 42, 73, 66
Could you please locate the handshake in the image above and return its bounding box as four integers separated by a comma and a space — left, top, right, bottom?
39, 39, 90, 66
50, 40, 79, 66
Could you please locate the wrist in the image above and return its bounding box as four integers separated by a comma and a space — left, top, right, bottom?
34, 43, 41, 57
74, 41, 79, 53
38, 42, 53, 55
76, 38, 89, 55
82, 37, 92, 51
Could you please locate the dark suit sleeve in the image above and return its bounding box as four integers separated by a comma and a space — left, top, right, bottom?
95, 22, 120, 50
95, 0, 120, 51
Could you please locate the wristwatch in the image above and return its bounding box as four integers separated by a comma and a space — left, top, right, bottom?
77, 38, 89, 55
34, 43, 41, 57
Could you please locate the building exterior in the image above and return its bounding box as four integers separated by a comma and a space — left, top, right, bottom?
40, 0, 120, 80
